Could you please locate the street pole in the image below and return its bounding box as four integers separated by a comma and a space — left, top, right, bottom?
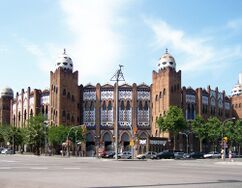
43, 121, 49, 156
111, 65, 125, 160
179, 131, 192, 153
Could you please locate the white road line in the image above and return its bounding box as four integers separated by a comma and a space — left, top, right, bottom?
63, 167, 80, 170
30, 167, 48, 170
0, 167, 12, 170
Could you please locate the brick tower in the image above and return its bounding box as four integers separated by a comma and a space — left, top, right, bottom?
49, 49, 80, 126
0, 87, 14, 125
151, 49, 181, 138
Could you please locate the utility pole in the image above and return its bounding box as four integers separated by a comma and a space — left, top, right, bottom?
111, 65, 125, 160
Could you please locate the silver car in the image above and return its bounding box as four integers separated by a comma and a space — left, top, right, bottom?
118, 151, 132, 159
203, 151, 221, 159
137, 151, 157, 159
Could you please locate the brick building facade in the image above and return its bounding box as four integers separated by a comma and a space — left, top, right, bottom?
1, 49, 241, 155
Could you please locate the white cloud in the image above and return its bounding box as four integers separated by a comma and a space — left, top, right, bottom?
59, 0, 128, 84
20, 39, 58, 73
145, 18, 242, 72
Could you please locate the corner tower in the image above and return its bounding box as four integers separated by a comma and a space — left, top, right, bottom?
0, 87, 14, 125
50, 49, 80, 126
151, 49, 181, 137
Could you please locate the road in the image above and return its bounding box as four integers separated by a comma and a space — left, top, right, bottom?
0, 155, 242, 188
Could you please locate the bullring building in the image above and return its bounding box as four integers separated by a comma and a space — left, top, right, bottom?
0, 49, 237, 156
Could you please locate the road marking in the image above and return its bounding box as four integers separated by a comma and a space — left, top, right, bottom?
0, 160, 17, 163
0, 167, 12, 170
30, 167, 48, 170
63, 167, 80, 170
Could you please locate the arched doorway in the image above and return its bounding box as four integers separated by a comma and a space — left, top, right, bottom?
121, 132, 130, 152
103, 132, 112, 151
138, 132, 147, 154
86, 133, 95, 157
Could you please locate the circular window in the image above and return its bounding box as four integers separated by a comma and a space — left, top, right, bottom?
162, 62, 166, 65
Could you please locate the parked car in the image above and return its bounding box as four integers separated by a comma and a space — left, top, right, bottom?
1, 148, 14, 154
137, 151, 157, 159
99, 150, 115, 158
117, 151, 132, 159
153, 151, 174, 159
188, 152, 204, 159
203, 151, 221, 159
174, 152, 186, 159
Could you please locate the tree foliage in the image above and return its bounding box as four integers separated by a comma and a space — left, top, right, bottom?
157, 106, 187, 134
191, 115, 208, 152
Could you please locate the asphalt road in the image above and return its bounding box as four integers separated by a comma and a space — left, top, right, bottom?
0, 155, 242, 188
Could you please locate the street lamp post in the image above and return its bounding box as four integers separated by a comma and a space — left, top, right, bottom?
221, 117, 236, 160
111, 65, 125, 160
43, 121, 49, 156
179, 131, 192, 154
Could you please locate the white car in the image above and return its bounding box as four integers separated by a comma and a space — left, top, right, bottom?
117, 151, 132, 159
203, 151, 221, 159
137, 151, 157, 159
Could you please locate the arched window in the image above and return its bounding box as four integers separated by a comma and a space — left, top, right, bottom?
42, 107, 45, 114
56, 87, 58, 94
90, 101, 94, 111
139, 101, 143, 110
155, 95, 158, 101
191, 104, 195, 119
144, 101, 148, 111
126, 101, 131, 110
108, 101, 112, 110
103, 132, 112, 142
102, 101, 106, 111
163, 88, 166, 95
63, 89, 66, 96
67, 113, 70, 120
159, 91, 162, 98
30, 109, 33, 117
85, 101, 89, 111
62, 110, 66, 117
67, 92, 70, 99
18, 112, 21, 121
24, 110, 27, 120
121, 101, 125, 110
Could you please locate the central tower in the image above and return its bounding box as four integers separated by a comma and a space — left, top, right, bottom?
151, 49, 181, 137
49, 49, 80, 126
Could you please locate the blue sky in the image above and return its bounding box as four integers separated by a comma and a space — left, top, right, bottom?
1, 0, 242, 96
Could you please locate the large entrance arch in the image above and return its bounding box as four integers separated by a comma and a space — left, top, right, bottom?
86, 133, 95, 156
121, 132, 130, 152
103, 132, 112, 151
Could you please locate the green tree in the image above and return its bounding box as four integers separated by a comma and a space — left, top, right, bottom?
27, 115, 46, 155
206, 117, 221, 151
233, 120, 242, 156
191, 115, 208, 152
157, 106, 187, 150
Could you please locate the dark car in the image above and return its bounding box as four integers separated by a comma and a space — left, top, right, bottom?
188, 152, 204, 159
154, 151, 174, 159
105, 151, 115, 158
174, 152, 186, 159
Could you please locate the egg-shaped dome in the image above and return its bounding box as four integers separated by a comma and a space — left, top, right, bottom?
56, 49, 73, 71
158, 49, 176, 70
1, 87, 13, 98
231, 84, 242, 96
